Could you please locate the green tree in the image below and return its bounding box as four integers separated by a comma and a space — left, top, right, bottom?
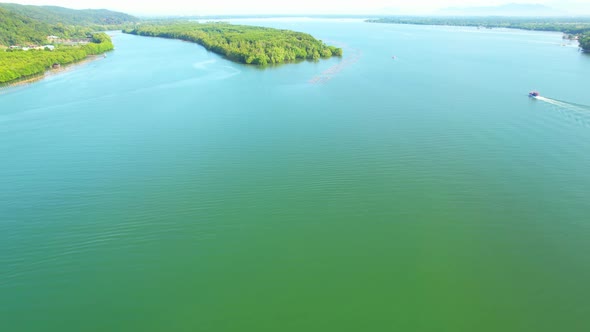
579, 34, 590, 52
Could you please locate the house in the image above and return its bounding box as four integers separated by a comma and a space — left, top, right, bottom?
61, 38, 91, 46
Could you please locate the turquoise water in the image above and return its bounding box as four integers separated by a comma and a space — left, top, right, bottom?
2, 20, 590, 331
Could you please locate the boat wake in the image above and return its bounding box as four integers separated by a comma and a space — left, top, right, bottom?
535, 96, 590, 127
309, 43, 362, 85
535, 96, 590, 113
192, 59, 217, 70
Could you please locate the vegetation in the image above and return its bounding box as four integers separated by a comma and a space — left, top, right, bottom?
124, 22, 342, 65
368, 17, 590, 35
1, 7, 62, 45
0, 3, 138, 26
580, 34, 590, 52
0, 33, 114, 84
0, 4, 138, 47
0, 3, 137, 84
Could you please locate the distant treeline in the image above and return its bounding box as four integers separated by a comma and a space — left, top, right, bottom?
0, 33, 114, 84
367, 17, 590, 34
124, 22, 343, 65
368, 17, 590, 51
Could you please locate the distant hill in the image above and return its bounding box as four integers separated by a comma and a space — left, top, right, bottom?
438, 3, 565, 17
0, 3, 138, 25
0, 3, 139, 46
0, 7, 55, 45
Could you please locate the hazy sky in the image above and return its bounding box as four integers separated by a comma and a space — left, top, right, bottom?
5, 0, 590, 15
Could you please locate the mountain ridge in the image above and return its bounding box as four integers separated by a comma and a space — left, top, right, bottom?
0, 3, 138, 25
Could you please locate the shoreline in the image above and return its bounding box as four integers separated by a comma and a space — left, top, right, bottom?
0, 54, 106, 90
366, 19, 589, 36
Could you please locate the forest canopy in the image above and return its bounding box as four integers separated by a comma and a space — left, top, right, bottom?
0, 7, 67, 46
124, 23, 343, 65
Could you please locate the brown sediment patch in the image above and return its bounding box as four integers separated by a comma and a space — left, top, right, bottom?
309, 43, 362, 85
0, 54, 105, 91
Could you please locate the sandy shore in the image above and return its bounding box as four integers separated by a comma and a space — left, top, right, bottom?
0, 54, 105, 90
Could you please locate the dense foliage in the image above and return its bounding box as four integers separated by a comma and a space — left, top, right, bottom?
0, 4, 138, 47
1, 7, 60, 45
580, 35, 590, 52
368, 17, 590, 35
125, 23, 342, 65
0, 33, 113, 84
0, 3, 138, 26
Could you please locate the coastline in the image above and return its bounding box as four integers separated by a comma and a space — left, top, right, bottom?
0, 54, 105, 90
366, 18, 590, 37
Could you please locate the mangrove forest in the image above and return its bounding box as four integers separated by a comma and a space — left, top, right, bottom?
0, 33, 114, 84
124, 23, 343, 65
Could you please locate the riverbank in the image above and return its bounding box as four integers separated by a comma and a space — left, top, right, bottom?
0, 32, 113, 84
0, 54, 105, 90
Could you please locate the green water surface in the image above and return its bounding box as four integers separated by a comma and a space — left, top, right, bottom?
1, 20, 590, 331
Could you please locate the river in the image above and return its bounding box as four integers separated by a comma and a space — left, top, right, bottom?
1, 19, 590, 331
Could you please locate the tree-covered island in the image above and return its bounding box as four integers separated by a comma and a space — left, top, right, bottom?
124, 23, 343, 65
